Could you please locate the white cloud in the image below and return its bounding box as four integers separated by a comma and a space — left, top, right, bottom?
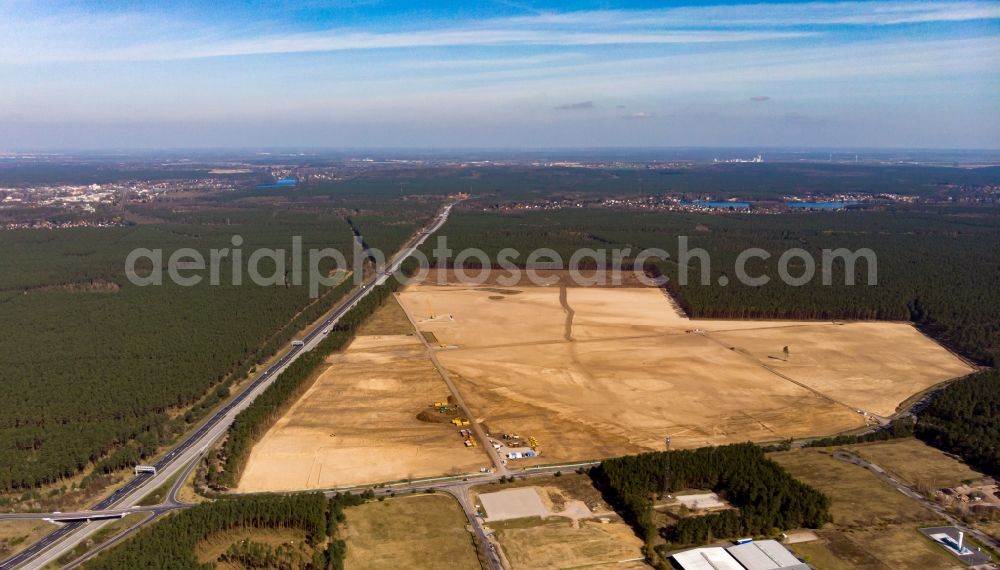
2, 1, 997, 64
500, 1, 1000, 28
0, 26, 813, 63
622, 111, 654, 119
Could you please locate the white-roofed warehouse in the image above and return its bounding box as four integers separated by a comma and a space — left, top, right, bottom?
725, 540, 810, 570
671, 547, 745, 570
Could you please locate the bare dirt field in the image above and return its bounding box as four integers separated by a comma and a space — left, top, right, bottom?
471, 475, 647, 570
396, 285, 971, 463
238, 299, 488, 492
708, 322, 972, 416
494, 518, 648, 570
479, 487, 551, 521
342, 494, 480, 570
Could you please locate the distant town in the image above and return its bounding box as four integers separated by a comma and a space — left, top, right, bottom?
1, 154, 998, 229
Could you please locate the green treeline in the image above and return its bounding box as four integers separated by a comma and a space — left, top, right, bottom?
428, 207, 1000, 366
916, 369, 1000, 478
237, 164, 1000, 201
84, 492, 368, 569
0, 200, 435, 493
803, 417, 915, 448
217, 269, 415, 488
0, 219, 354, 492
592, 443, 830, 550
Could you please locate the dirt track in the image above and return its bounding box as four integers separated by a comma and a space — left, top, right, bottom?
238, 332, 488, 491
396, 285, 972, 463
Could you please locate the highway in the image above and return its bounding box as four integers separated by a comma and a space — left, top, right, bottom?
0, 201, 459, 570
312, 462, 600, 570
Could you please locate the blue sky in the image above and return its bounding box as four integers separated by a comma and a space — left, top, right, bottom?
1, 0, 998, 149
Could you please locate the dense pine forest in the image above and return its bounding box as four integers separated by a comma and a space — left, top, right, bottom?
916, 369, 1000, 477
593, 444, 829, 560
429, 205, 1000, 365
84, 492, 367, 569
4, 164, 998, 502
0, 201, 433, 494
238, 163, 1000, 201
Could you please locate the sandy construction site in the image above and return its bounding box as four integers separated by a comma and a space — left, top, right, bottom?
238, 318, 488, 492
396, 284, 972, 463
472, 476, 646, 569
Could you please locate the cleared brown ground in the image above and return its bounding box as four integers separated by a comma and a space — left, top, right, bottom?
494, 518, 648, 570
844, 438, 984, 489
396, 285, 968, 462
709, 323, 972, 416
238, 298, 488, 492
773, 448, 962, 569
471, 474, 647, 570
420, 268, 653, 288
342, 494, 480, 570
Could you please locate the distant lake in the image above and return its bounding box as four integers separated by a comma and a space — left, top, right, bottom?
786, 201, 859, 210
256, 177, 298, 189
680, 200, 751, 210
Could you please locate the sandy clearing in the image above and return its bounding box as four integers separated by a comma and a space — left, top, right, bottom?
709, 323, 973, 416
440, 335, 859, 458
238, 333, 488, 492
399, 286, 567, 347
478, 478, 648, 570
396, 285, 970, 462
479, 487, 550, 522
495, 519, 649, 570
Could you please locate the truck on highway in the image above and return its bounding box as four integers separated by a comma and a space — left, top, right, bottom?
291, 340, 304, 346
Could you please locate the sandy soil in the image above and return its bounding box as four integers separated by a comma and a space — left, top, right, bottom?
479, 487, 551, 521
238, 332, 488, 491
478, 479, 647, 570
396, 285, 971, 463
709, 322, 972, 416
495, 518, 648, 570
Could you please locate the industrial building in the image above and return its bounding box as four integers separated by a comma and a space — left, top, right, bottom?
726, 540, 810, 570
671, 547, 745, 570
671, 540, 810, 570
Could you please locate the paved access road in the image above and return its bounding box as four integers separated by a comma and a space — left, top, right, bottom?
0, 201, 459, 570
